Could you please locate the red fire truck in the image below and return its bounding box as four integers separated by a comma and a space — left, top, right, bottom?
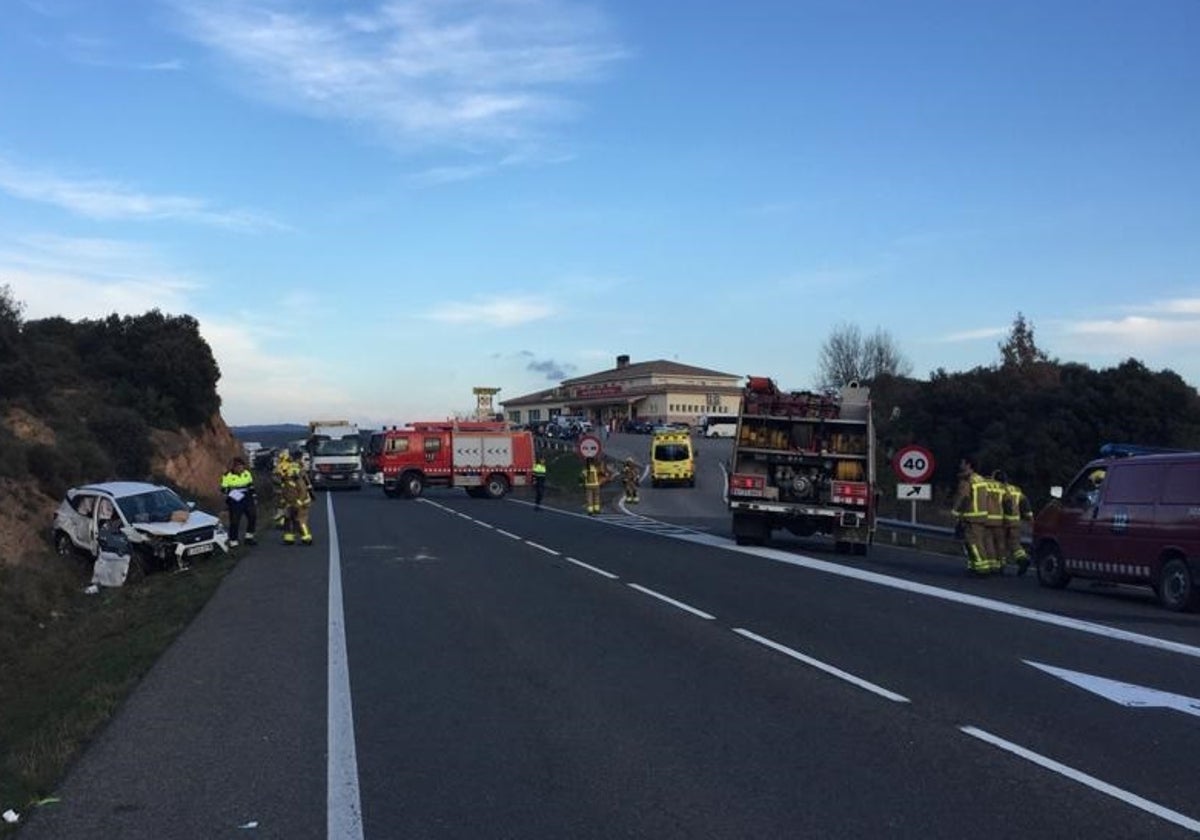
377, 421, 535, 499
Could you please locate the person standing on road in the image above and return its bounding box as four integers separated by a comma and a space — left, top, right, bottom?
220, 456, 257, 547
279, 455, 314, 545
621, 457, 640, 504
982, 469, 1007, 574
994, 469, 1033, 575
532, 457, 547, 510
952, 455, 990, 576
581, 456, 603, 515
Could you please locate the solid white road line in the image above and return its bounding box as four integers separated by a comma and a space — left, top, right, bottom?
495, 529, 521, 540
475, 521, 495, 530
733, 627, 911, 704
961, 726, 1200, 834
564, 557, 619, 580
326, 494, 365, 840
628, 584, 716, 620
525, 540, 560, 556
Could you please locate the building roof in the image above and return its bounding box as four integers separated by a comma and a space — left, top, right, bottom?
562, 358, 737, 386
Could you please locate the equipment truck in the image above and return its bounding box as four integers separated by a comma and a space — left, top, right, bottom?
305, 420, 364, 490
377, 421, 534, 499
728, 377, 875, 552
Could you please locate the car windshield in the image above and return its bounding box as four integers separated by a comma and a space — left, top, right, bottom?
116, 488, 188, 523
312, 437, 361, 456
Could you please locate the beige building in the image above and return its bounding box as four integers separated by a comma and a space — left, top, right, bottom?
501, 355, 743, 429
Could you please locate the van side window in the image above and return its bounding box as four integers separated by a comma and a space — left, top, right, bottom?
1162, 464, 1200, 505
385, 437, 410, 454
1104, 464, 1159, 504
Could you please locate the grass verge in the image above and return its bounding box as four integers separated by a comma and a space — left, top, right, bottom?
0, 548, 237, 833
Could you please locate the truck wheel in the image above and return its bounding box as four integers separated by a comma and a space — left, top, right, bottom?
401, 472, 424, 498
1157, 558, 1199, 612
1036, 545, 1070, 589
484, 474, 510, 499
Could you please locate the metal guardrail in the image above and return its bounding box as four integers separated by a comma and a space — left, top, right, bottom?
876, 517, 956, 539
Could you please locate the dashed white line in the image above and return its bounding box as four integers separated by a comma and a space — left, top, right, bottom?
628, 584, 716, 620
495, 528, 521, 540
961, 726, 1200, 834
475, 521, 495, 530
565, 557, 619, 580
733, 628, 910, 704
525, 540, 560, 556
325, 495, 365, 840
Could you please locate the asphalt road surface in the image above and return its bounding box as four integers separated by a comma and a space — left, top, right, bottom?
18, 470, 1200, 839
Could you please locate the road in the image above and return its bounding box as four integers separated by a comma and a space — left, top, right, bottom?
17, 458, 1200, 839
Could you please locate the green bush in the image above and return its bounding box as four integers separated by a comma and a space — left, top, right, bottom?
86, 406, 152, 478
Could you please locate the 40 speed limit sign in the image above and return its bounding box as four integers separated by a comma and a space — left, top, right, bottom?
892, 445, 935, 483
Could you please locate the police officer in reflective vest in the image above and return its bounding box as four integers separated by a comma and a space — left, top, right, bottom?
220, 456, 257, 547
532, 457, 547, 510
994, 469, 1033, 575
952, 455, 990, 575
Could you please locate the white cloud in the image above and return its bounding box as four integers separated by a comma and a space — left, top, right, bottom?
1064, 315, 1200, 347
0, 156, 284, 231
423, 294, 555, 326
935, 326, 1009, 343
171, 0, 624, 154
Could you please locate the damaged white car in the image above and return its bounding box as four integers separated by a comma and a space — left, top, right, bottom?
52, 482, 229, 581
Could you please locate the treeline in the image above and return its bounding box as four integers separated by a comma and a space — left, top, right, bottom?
867, 316, 1200, 507
0, 285, 222, 496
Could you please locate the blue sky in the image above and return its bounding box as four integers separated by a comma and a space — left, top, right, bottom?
2, 0, 1198, 426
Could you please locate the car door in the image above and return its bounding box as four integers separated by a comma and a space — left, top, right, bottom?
1092, 462, 1159, 579
1048, 469, 1108, 573
66, 492, 99, 555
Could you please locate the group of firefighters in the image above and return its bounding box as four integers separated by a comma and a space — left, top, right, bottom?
952, 454, 1034, 576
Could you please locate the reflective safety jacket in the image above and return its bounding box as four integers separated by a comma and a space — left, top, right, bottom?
220, 469, 255, 500
1001, 482, 1033, 523
953, 471, 988, 521
278, 462, 313, 508
532, 462, 547, 481
582, 463, 601, 488
983, 478, 1005, 524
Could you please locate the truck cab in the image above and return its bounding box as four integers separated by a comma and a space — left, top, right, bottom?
306, 421, 363, 490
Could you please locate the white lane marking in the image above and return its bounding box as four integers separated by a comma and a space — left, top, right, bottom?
326, 494, 365, 840
565, 557, 619, 580
733, 627, 910, 703
628, 584, 716, 620
961, 726, 1200, 834
475, 521, 495, 530
677, 534, 1200, 662
525, 540, 560, 556
495, 529, 521, 540
720, 460, 729, 506
1025, 660, 1200, 718
456, 512, 473, 520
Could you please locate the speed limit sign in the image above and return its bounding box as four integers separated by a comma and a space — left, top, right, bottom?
576, 434, 602, 460
892, 445, 935, 483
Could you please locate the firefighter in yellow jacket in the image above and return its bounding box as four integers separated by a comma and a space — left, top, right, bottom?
994, 469, 1034, 575
580, 457, 607, 515
621, 457, 640, 504
982, 469, 1007, 574
952, 455, 990, 575
278, 455, 315, 545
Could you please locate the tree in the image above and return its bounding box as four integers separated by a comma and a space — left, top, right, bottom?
0, 283, 24, 361
816, 323, 913, 389
999, 312, 1049, 369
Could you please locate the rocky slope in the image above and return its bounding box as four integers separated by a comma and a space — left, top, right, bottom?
0, 410, 242, 567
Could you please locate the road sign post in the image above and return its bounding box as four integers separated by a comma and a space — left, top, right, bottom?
892, 446, 936, 546
576, 434, 602, 461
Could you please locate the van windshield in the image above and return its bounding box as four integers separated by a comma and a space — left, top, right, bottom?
654, 444, 690, 462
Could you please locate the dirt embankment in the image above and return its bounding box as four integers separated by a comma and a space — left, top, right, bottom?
0, 410, 242, 567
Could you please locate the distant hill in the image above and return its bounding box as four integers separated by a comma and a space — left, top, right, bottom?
230, 424, 309, 449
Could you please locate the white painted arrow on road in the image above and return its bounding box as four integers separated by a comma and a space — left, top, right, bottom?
1026, 660, 1200, 718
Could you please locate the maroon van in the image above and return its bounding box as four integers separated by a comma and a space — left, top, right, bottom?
1032, 451, 1200, 612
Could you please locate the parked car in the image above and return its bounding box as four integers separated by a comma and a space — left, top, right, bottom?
624, 420, 654, 435
53, 481, 228, 574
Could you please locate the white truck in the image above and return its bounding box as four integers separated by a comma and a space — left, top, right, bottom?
305, 420, 364, 490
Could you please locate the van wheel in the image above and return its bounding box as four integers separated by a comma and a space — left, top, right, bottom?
1036, 545, 1070, 589
1158, 558, 1199, 612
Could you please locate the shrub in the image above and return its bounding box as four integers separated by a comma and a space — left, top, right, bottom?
86, 406, 152, 478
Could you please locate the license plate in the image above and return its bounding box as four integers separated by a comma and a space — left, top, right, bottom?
186, 543, 215, 557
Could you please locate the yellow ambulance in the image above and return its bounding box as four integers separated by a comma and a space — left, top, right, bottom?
650, 430, 695, 487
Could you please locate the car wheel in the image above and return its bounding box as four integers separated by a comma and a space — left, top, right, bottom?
1158, 558, 1199, 612
53, 530, 78, 559
1036, 544, 1071, 589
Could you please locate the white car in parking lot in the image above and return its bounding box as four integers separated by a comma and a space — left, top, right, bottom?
52, 482, 228, 573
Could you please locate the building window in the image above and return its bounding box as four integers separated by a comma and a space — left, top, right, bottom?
529, 409, 542, 421
508, 411, 521, 422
